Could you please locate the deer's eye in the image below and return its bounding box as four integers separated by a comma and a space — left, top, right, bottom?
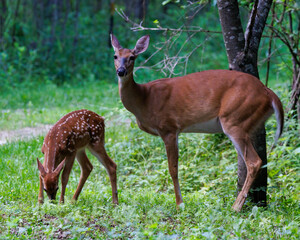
114, 55, 117, 60
129, 56, 135, 61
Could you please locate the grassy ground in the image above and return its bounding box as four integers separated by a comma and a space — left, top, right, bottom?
0, 81, 299, 239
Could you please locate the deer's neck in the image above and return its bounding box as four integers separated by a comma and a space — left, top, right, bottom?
118, 74, 145, 116
43, 138, 61, 173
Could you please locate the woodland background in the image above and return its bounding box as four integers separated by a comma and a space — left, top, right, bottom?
0, 1, 298, 94
0, 0, 299, 239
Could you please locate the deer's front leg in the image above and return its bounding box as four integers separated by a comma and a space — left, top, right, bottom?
38, 175, 44, 204
60, 155, 75, 204
161, 132, 183, 206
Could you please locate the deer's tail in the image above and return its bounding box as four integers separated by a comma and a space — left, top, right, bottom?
269, 89, 284, 144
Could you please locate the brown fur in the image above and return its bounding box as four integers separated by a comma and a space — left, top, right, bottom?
111, 34, 284, 211
37, 110, 118, 204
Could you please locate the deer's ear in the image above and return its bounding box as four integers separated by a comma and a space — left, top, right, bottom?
54, 159, 65, 175
133, 35, 150, 55
110, 34, 122, 52
37, 158, 46, 177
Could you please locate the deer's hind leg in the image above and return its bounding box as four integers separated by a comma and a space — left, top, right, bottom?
72, 149, 93, 202
224, 128, 262, 212
60, 153, 76, 203
88, 141, 118, 204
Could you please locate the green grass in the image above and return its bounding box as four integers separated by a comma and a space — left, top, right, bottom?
0, 81, 121, 130
0, 81, 299, 239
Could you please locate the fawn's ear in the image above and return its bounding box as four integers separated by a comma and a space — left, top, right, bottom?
37, 158, 46, 177
110, 34, 122, 52
54, 159, 65, 175
133, 35, 150, 56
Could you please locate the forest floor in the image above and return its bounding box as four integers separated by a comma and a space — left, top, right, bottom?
0, 82, 298, 239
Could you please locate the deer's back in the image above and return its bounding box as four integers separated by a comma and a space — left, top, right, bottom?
42, 110, 105, 154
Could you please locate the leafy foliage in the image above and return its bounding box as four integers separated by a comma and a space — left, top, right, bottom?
0, 0, 294, 93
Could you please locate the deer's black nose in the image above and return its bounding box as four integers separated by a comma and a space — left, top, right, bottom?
117, 67, 127, 77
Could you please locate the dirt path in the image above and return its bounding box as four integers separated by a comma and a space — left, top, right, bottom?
0, 116, 132, 145
0, 125, 52, 145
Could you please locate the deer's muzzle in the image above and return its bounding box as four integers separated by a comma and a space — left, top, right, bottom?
117, 67, 127, 77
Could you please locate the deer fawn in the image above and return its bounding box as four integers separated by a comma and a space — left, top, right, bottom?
37, 109, 118, 204
111, 34, 284, 212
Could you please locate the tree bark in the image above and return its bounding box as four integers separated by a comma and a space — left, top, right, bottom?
217, 0, 245, 72
217, 0, 273, 206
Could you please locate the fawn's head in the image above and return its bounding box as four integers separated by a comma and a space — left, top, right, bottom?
111, 34, 150, 78
37, 158, 65, 201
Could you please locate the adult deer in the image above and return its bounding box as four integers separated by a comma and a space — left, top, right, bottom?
111, 34, 284, 212
37, 109, 118, 205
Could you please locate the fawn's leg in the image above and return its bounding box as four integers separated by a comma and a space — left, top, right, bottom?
72, 150, 93, 201
59, 154, 76, 203
89, 142, 118, 204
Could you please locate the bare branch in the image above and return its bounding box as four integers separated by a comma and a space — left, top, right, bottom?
277, 0, 286, 24
134, 33, 209, 78
289, 71, 300, 114
116, 8, 222, 34
116, 7, 215, 77
265, 2, 276, 86
269, 26, 300, 66
244, 0, 259, 54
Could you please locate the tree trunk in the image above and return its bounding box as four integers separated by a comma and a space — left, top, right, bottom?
72, 0, 80, 67
135, 0, 148, 21
50, 0, 58, 46
95, 0, 102, 12
61, 0, 71, 41
290, 70, 300, 125
125, 0, 148, 21
217, 0, 273, 207
108, 0, 115, 48
11, 0, 21, 45
0, 0, 7, 49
